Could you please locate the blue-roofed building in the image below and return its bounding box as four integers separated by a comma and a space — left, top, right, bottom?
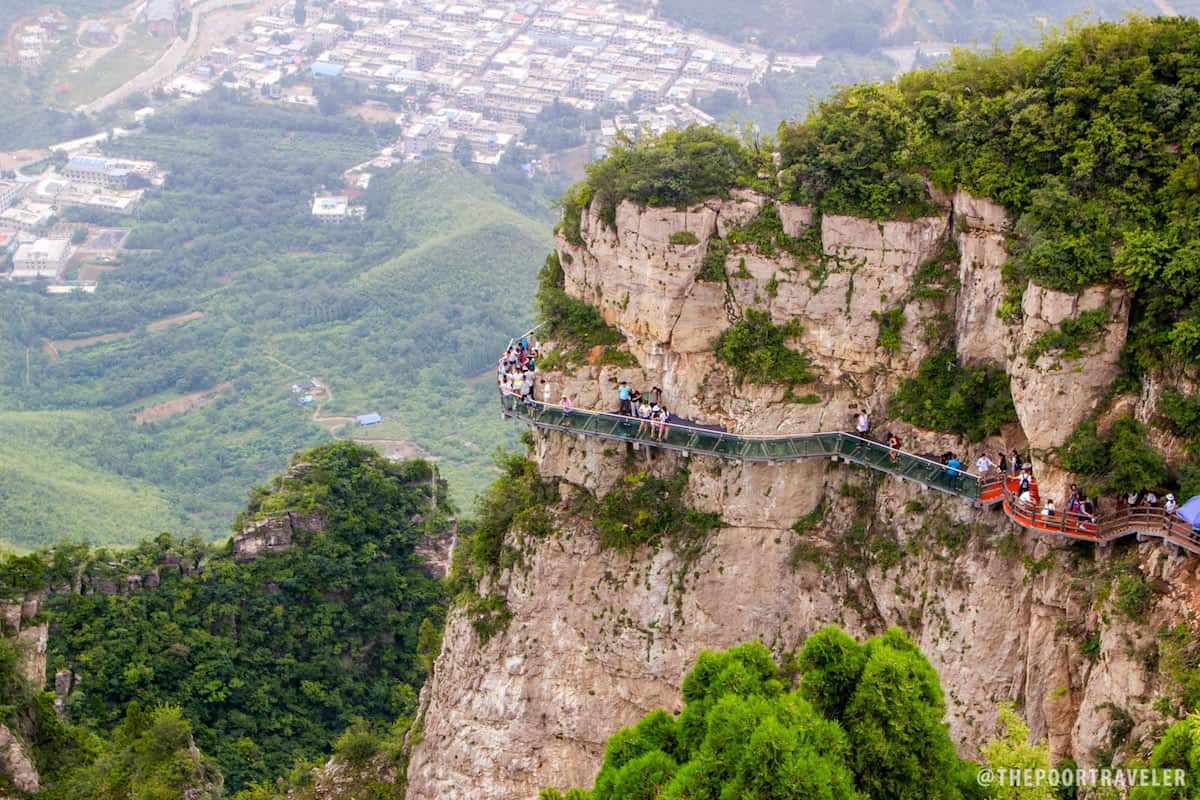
311, 62, 345, 78
357, 413, 383, 426
64, 156, 131, 189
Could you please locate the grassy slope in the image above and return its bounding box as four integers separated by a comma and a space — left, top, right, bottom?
0, 411, 178, 550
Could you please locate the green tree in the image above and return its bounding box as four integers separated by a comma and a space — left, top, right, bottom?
551, 630, 976, 799
844, 629, 963, 800
981, 703, 1054, 800
453, 136, 475, 170
1131, 711, 1200, 799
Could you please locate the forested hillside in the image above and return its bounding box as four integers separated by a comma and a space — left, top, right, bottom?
656, 0, 1200, 53
0, 92, 550, 549
0, 442, 449, 796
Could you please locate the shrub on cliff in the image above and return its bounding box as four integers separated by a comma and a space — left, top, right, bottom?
535, 251, 624, 357
583, 126, 756, 226
1057, 416, 1167, 493
773, 16, 1200, 369
544, 628, 990, 800
890, 349, 1016, 442
713, 309, 816, 387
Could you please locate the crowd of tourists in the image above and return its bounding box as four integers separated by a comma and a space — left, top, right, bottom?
616, 380, 671, 441
498, 336, 546, 417
503, 358, 1189, 533
497, 337, 678, 440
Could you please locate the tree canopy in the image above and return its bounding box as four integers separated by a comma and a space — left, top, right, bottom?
543, 627, 986, 800
0, 442, 450, 794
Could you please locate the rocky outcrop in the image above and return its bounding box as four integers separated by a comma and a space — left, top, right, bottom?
17, 623, 48, 687
0, 723, 38, 794
407, 432, 1196, 799
233, 511, 326, 562
1010, 284, 1130, 452
415, 518, 459, 580
407, 188, 1170, 799
953, 192, 1014, 367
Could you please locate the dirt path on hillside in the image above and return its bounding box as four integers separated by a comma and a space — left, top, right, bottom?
46, 310, 204, 354
309, 380, 356, 429
135, 380, 233, 423
263, 348, 356, 431
147, 310, 204, 331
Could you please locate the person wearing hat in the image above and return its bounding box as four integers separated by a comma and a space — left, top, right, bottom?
1165, 493, 1178, 514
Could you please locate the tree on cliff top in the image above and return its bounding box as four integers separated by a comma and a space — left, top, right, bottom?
542, 627, 989, 800
562, 17, 1200, 371
581, 126, 762, 227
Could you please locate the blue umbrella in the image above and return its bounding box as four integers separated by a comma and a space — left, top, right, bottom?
1176, 496, 1200, 526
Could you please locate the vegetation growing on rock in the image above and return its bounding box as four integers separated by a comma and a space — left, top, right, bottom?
560, 17, 1200, 372
0, 442, 449, 794
534, 251, 630, 366
890, 350, 1017, 442
713, 309, 816, 388
1058, 416, 1168, 493
542, 629, 995, 800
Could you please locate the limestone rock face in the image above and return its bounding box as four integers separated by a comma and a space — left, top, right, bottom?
1010, 283, 1131, 451
17, 623, 47, 687
415, 519, 459, 580
0, 723, 38, 794
232, 511, 326, 562
407, 190, 1171, 799
955, 229, 1014, 366
407, 431, 1191, 799
954, 189, 1010, 233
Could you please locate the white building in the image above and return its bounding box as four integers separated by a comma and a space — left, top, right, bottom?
0, 202, 55, 232
311, 195, 350, 223
12, 239, 71, 279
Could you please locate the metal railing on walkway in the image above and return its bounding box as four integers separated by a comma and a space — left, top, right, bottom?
500, 320, 1200, 553
500, 390, 1200, 555
500, 393, 979, 499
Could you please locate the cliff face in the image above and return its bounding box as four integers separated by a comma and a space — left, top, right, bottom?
405, 191, 1192, 799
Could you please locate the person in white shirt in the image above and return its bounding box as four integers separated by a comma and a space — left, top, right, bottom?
1042, 499, 1056, 518
856, 411, 870, 436
1165, 493, 1178, 514
976, 454, 995, 476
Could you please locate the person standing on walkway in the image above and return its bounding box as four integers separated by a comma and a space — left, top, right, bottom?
618, 380, 632, 415
946, 453, 962, 490
657, 406, 670, 442
636, 399, 652, 437
561, 394, 573, 426
886, 431, 901, 463
1165, 493, 1178, 514
1010, 448, 1021, 476
975, 453, 995, 478
856, 410, 870, 437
